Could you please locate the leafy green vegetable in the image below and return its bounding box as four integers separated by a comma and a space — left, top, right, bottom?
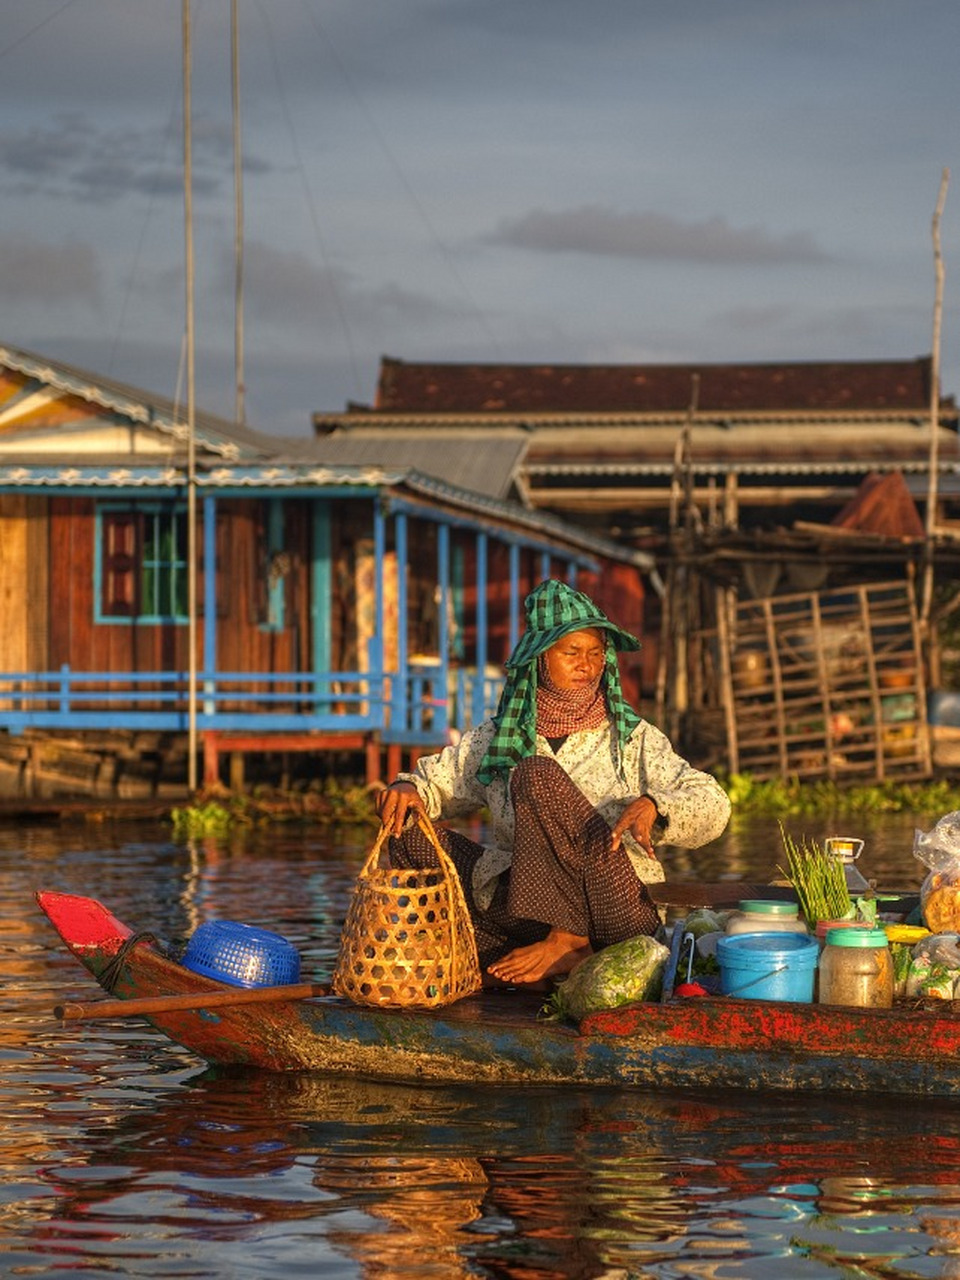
541, 934, 670, 1022
777, 823, 851, 924
891, 943, 913, 987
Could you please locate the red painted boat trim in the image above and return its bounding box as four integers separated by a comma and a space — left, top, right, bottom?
582, 995, 960, 1063
39, 890, 133, 951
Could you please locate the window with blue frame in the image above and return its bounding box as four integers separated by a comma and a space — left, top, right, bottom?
97, 504, 189, 623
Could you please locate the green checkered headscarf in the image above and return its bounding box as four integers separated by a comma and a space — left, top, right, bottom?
476, 580, 642, 784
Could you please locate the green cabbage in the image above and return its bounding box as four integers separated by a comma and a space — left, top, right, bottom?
544, 934, 670, 1022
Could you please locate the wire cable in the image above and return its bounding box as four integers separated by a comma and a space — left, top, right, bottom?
298, 0, 503, 359
253, 0, 366, 399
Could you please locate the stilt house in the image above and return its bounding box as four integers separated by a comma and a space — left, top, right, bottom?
0, 346, 651, 796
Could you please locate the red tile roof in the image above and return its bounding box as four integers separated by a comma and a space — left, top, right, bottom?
374, 355, 944, 415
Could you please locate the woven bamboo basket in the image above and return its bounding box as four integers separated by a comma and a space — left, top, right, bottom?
332, 812, 482, 1008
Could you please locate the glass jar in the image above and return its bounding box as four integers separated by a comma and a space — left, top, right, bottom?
725, 900, 809, 936
818, 926, 894, 1008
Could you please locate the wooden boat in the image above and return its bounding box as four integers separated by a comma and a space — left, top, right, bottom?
36, 888, 960, 1099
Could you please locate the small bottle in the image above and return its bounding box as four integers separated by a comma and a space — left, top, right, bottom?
818, 926, 894, 1008
825, 836, 871, 895
725, 900, 809, 936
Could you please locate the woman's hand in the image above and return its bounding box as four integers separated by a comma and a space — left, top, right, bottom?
376, 781, 424, 836
610, 795, 660, 857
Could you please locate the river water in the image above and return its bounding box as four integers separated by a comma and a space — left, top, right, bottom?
6, 811, 960, 1278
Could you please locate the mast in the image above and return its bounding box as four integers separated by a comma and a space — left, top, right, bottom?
231, 0, 246, 425
922, 167, 949, 631
182, 0, 198, 792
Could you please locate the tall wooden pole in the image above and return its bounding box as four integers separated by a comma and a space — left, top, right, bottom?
921, 167, 949, 632
231, 0, 246, 426
183, 0, 198, 792
657, 373, 700, 736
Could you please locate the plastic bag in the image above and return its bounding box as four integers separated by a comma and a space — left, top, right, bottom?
545, 934, 670, 1022
904, 932, 960, 999
914, 813, 960, 934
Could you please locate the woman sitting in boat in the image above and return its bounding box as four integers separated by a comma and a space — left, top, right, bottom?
376, 579, 731, 987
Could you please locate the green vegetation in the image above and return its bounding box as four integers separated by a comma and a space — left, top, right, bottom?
170, 778, 379, 839
170, 800, 237, 839
168, 770, 960, 837
722, 773, 960, 818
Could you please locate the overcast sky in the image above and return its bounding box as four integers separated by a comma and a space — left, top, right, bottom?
3, 1, 960, 435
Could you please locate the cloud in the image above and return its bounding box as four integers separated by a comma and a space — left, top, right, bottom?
486, 205, 831, 265
220, 239, 463, 333
0, 113, 246, 205
0, 234, 100, 304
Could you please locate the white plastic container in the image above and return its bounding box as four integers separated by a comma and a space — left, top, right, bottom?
725, 900, 809, 937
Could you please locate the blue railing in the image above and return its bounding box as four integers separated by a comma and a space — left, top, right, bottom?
0, 665, 504, 744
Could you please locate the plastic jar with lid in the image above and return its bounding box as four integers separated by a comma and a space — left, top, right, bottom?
814, 917, 862, 949
725, 900, 808, 936
818, 926, 894, 1008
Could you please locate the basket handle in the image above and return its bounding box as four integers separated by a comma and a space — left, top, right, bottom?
361, 821, 393, 878
364, 809, 479, 986
413, 810, 479, 987
413, 809, 459, 877
361, 808, 459, 884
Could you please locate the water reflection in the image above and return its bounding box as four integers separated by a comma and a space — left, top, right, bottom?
16, 1064, 960, 1279
5, 813, 960, 1277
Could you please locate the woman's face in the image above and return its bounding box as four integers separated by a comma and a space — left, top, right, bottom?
542, 628, 606, 691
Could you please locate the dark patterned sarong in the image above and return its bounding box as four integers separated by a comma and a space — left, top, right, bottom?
388, 756, 660, 970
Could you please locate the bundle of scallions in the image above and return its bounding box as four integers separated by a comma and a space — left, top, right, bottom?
777, 824, 851, 925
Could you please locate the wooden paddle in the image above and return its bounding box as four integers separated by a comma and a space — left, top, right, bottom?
55, 981, 331, 1021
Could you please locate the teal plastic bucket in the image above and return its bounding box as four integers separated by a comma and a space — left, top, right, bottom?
716, 931, 819, 1003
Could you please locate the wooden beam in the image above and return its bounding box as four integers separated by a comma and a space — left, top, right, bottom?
522, 484, 861, 512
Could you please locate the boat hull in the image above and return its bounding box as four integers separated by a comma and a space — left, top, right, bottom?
36, 890, 960, 1096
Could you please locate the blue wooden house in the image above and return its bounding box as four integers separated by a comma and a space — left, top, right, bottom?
0, 346, 652, 794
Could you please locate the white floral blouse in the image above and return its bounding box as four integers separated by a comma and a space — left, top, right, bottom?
398, 719, 731, 908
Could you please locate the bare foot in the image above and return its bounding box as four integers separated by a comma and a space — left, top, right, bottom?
486, 929, 592, 986
482, 972, 552, 993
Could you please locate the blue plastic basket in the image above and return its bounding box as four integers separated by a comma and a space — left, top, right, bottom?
181, 921, 301, 988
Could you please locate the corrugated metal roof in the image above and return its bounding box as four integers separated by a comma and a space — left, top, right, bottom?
0, 347, 536, 503
0, 459, 403, 490
0, 457, 652, 568
0, 344, 284, 460
522, 420, 955, 467
316, 420, 956, 477
314, 408, 941, 429
281, 431, 529, 501
525, 460, 944, 479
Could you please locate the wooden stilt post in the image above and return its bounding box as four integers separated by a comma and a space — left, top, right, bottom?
365, 737, 381, 787
202, 732, 219, 787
